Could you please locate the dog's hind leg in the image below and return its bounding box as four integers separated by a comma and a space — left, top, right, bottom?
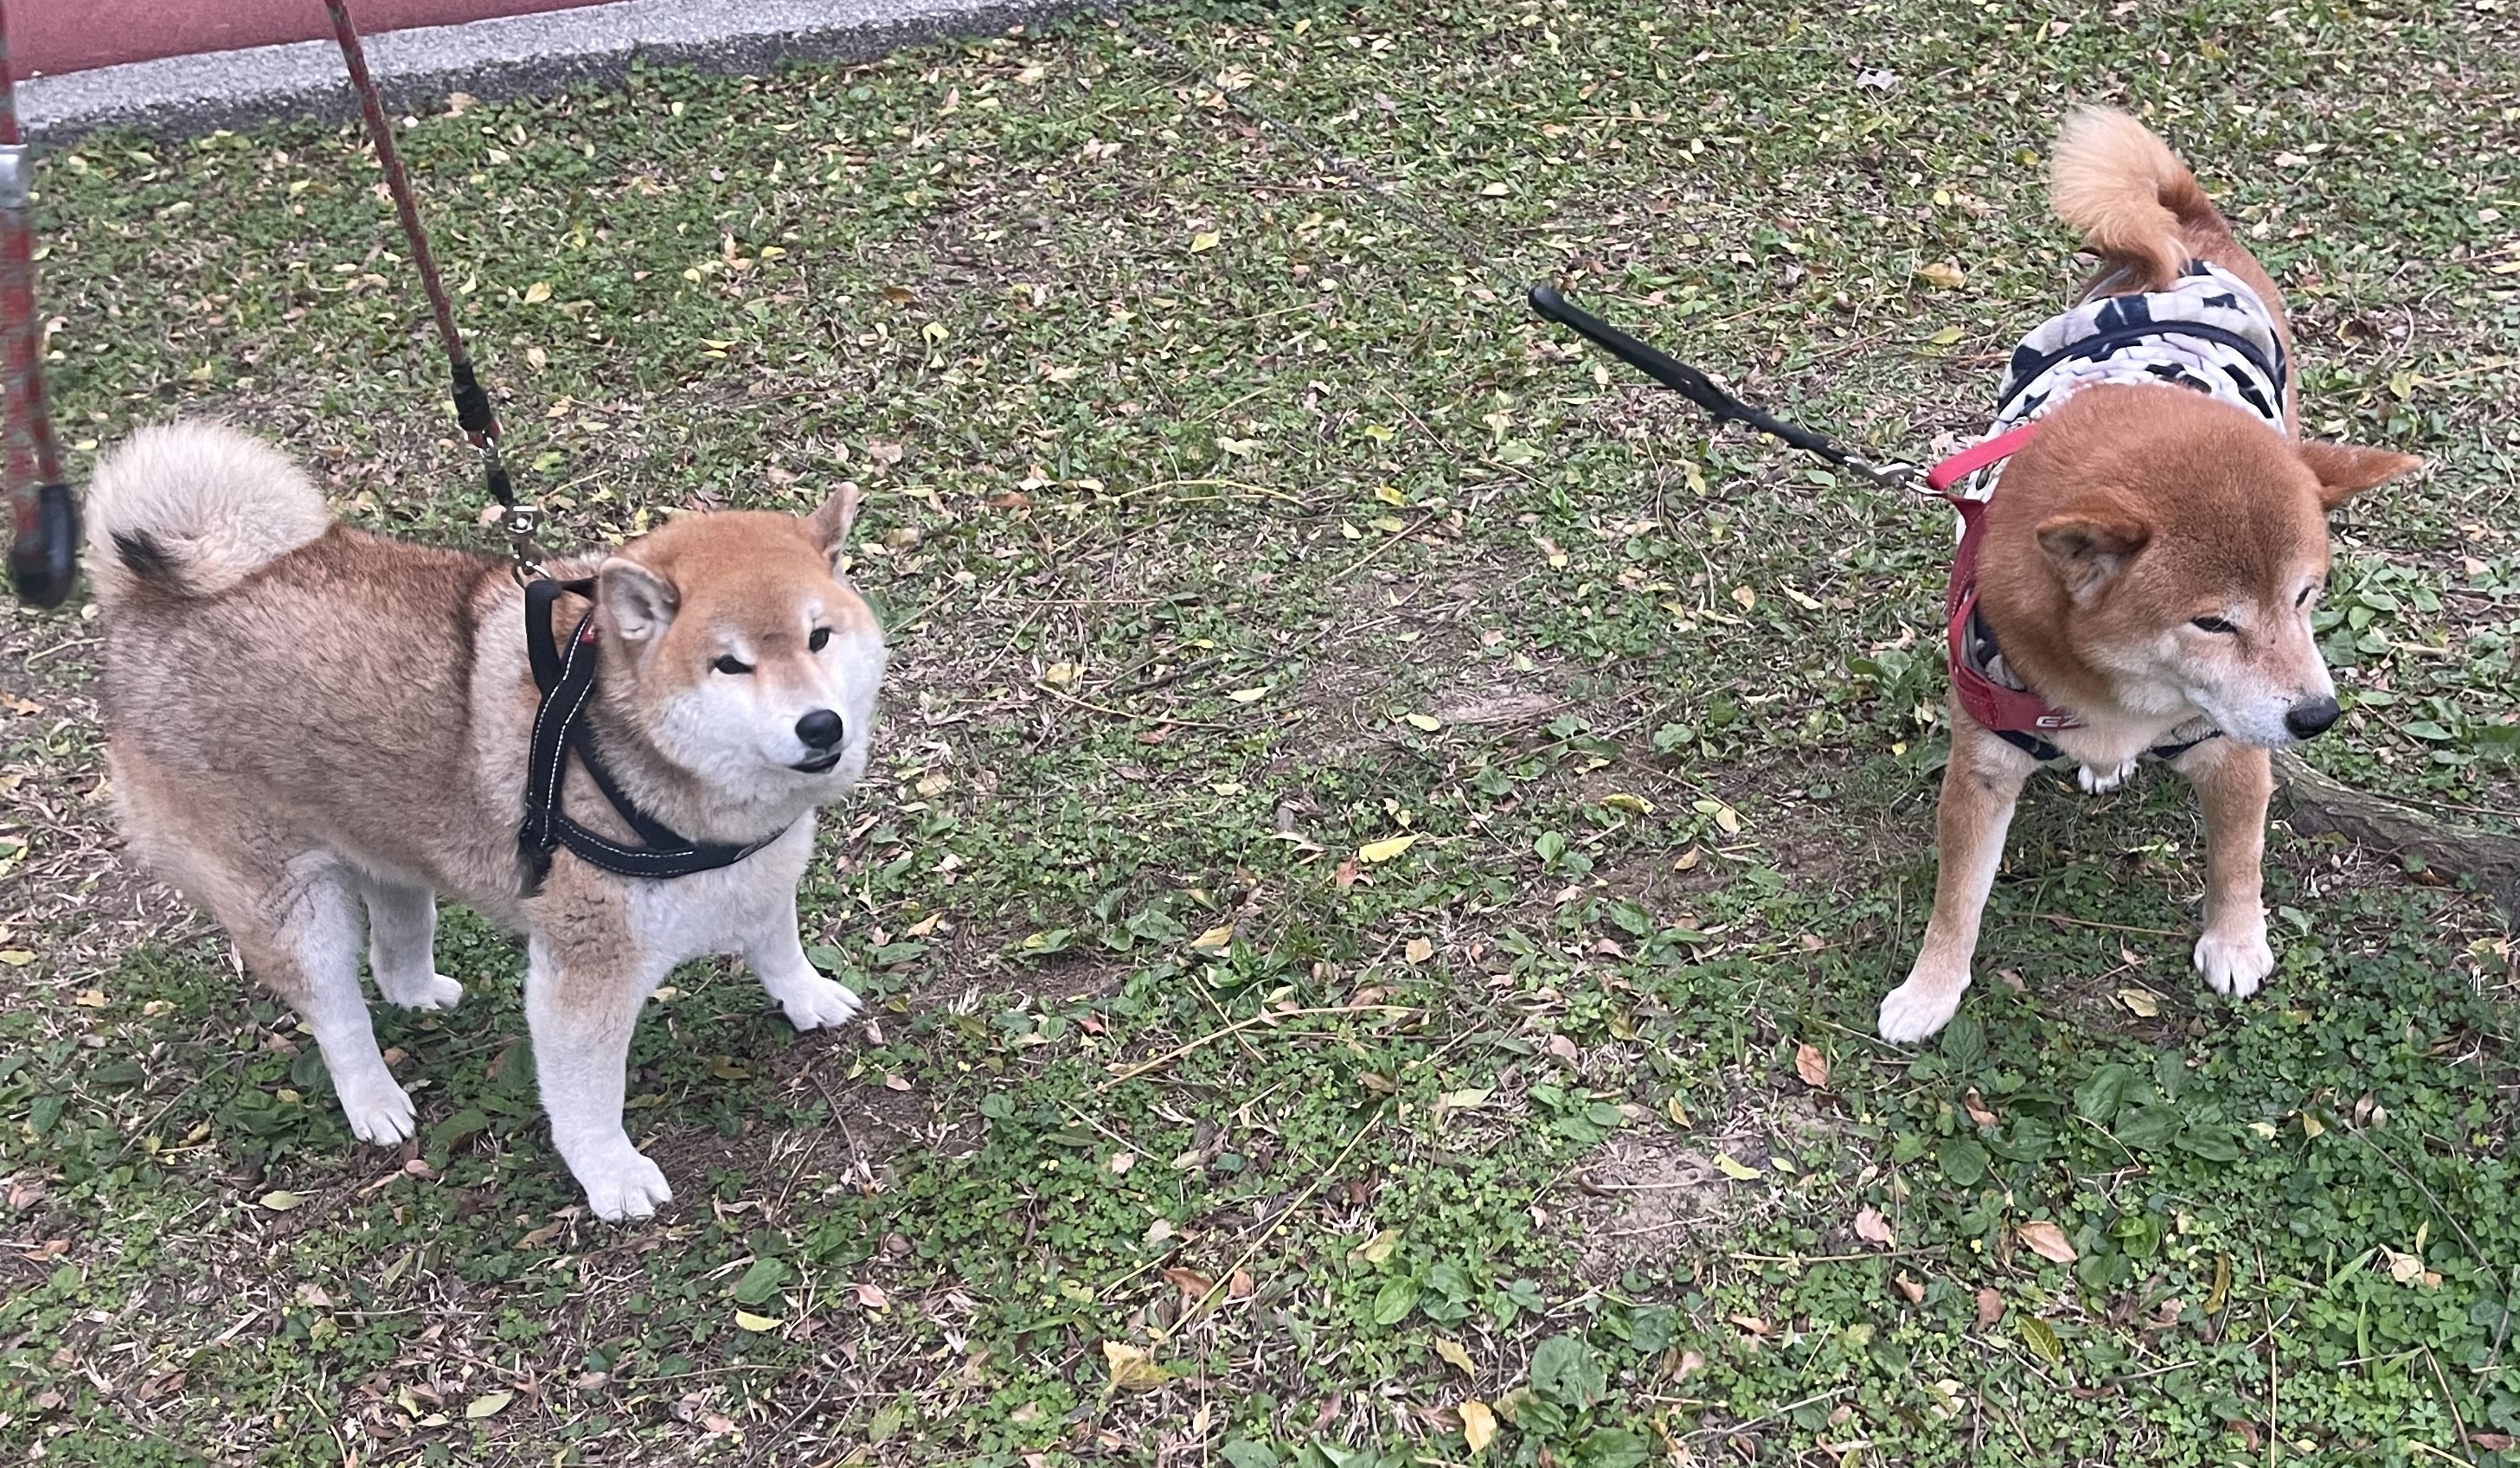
228, 854, 418, 1145
110, 750, 415, 1143
360, 875, 464, 1011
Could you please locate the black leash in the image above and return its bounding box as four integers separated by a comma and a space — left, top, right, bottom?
1526, 285, 1914, 488
1093, 5, 1911, 490
324, 0, 542, 577
519, 579, 789, 888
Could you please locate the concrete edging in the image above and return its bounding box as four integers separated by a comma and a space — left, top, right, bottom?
22, 0, 1096, 140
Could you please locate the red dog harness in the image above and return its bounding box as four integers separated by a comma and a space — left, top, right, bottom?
1926, 424, 2216, 765
1928, 425, 2064, 741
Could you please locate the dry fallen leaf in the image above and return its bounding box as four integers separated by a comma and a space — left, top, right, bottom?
1102, 1340, 1171, 1390
853, 1280, 889, 1310
1676, 1349, 1706, 1381
2118, 988, 2162, 1018
1435, 1337, 1477, 1375
1460, 1399, 1497, 1452
1963, 1089, 1999, 1128
1853, 1207, 1894, 1247
1976, 1288, 2004, 1328
1794, 1042, 1831, 1088
1348, 1228, 1401, 1266
1893, 1274, 1926, 1304
734, 1310, 782, 1332
1917, 260, 1966, 290
1160, 1266, 1216, 1303
1358, 834, 1421, 863
2018, 1221, 2078, 1264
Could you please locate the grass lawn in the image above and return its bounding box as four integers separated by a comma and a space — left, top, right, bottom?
4, 0, 2520, 1463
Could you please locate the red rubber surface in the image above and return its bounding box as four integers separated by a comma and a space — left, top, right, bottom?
10, 0, 616, 80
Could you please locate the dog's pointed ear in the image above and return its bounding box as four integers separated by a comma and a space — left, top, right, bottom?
803, 481, 862, 573
597, 556, 677, 643
2297, 440, 2421, 510
2036, 501, 2151, 602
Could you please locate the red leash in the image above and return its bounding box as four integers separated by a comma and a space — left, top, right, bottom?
0, 0, 78, 608
322, 0, 541, 576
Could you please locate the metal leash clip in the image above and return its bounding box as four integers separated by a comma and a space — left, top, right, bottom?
1841, 457, 1919, 492
473, 433, 544, 581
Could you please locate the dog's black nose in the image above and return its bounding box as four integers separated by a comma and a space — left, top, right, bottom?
2285, 696, 2341, 740
795, 709, 844, 750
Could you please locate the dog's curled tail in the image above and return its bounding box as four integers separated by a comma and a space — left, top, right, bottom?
2049, 107, 2222, 292
85, 420, 330, 608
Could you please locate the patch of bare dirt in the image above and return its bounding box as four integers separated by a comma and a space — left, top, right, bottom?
1559, 1093, 1842, 1280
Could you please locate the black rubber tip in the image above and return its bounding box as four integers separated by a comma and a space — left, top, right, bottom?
9, 483, 81, 609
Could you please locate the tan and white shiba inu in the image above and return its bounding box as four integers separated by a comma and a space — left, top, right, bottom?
1876, 109, 2421, 1042
87, 420, 885, 1218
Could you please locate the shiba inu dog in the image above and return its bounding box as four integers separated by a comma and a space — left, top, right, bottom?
1876, 109, 2421, 1042
87, 420, 884, 1218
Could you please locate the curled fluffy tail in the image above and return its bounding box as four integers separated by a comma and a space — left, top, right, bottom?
2049, 107, 2222, 291
85, 420, 330, 608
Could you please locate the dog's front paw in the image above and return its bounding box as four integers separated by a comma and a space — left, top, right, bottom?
2078, 759, 2138, 795
337, 1074, 419, 1145
2194, 921, 2274, 999
570, 1144, 674, 1222
386, 972, 465, 1011
773, 974, 864, 1032
1878, 962, 1971, 1043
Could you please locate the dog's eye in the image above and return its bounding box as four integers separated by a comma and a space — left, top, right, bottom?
2190, 616, 2236, 634
712, 655, 754, 675
2295, 586, 2318, 608
809, 627, 830, 652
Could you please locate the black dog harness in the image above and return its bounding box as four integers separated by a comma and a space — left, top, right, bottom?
520, 578, 790, 888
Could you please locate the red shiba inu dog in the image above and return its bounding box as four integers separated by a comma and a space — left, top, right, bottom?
1876, 109, 2421, 1042
88, 421, 885, 1218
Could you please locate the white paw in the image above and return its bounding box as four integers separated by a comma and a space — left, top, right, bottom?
1878, 968, 1970, 1043
569, 1144, 674, 1221
2193, 922, 2274, 998
2078, 759, 2138, 795
385, 973, 465, 1011
773, 974, 863, 1032
338, 1075, 418, 1145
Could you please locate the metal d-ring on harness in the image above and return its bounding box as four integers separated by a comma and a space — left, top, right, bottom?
0, 1, 79, 608
322, 0, 542, 579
